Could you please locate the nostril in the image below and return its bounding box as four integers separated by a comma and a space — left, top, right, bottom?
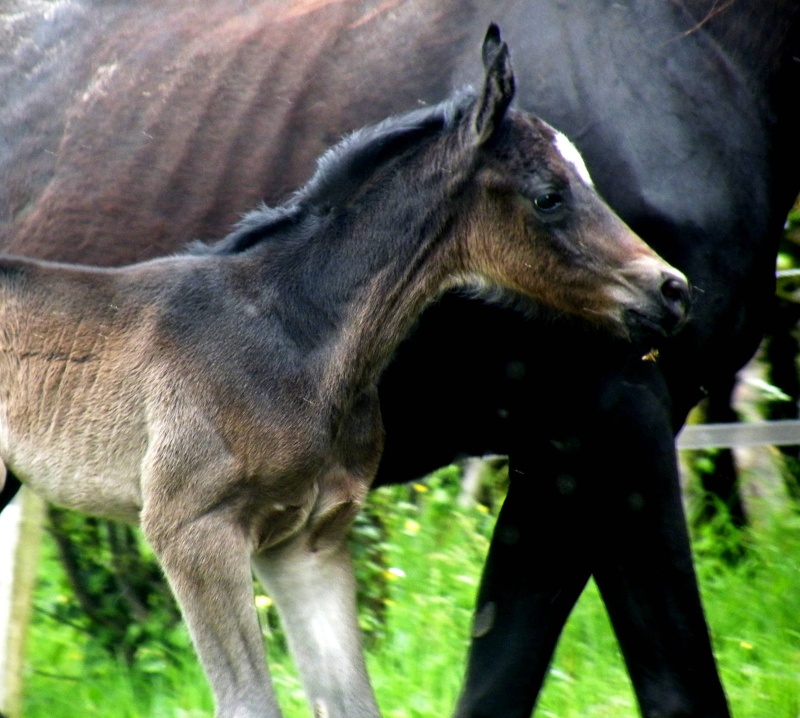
661, 275, 690, 316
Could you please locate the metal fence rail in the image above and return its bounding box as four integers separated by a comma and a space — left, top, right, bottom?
677, 419, 800, 450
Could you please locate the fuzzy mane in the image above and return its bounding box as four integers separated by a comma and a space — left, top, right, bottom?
191, 89, 475, 256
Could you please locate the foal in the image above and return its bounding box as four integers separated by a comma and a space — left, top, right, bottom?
0, 27, 688, 718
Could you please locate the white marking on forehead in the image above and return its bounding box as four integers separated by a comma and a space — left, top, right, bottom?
555, 131, 594, 187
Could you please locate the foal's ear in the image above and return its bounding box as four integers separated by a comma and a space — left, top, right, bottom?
472, 24, 515, 145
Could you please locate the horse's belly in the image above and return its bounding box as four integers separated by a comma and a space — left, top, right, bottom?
0, 404, 148, 524
4, 437, 145, 522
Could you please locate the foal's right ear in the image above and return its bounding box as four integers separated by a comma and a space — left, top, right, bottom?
471, 24, 515, 145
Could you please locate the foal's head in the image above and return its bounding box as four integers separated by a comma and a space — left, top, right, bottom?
451, 25, 690, 343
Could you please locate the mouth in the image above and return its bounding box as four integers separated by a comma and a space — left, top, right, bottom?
624, 306, 688, 346
610, 258, 691, 344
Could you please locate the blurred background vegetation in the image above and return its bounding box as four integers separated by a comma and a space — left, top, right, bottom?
22, 464, 800, 717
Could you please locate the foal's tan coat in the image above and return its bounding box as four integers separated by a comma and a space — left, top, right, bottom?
0, 29, 688, 718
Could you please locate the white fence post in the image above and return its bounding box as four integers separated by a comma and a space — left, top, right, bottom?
0, 488, 45, 718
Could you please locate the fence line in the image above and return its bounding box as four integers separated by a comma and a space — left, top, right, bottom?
677, 419, 800, 450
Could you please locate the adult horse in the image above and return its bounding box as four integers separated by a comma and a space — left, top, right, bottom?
1, 1, 798, 717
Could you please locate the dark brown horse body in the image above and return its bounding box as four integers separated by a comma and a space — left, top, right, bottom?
1, 1, 799, 717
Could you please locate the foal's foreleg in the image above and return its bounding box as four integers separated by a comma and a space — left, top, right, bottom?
141, 508, 281, 718
252, 505, 380, 718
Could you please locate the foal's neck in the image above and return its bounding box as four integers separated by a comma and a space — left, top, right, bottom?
322, 212, 463, 404
264, 173, 470, 408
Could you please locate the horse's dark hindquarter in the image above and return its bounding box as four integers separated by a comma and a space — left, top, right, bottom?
2, 1, 798, 717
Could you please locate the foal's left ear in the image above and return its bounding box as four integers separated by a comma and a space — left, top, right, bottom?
472, 24, 515, 145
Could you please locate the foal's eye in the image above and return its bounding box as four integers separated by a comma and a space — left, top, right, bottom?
533, 192, 564, 213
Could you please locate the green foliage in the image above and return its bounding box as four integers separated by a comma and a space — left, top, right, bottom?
693, 509, 800, 717
786, 205, 800, 233
24, 466, 800, 717
38, 508, 187, 669
349, 502, 392, 647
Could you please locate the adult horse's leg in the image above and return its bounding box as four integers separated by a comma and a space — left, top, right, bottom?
453, 333, 615, 718
455, 342, 730, 718
453, 443, 592, 718
586, 364, 729, 718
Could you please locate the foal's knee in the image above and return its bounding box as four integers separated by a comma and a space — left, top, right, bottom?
142, 505, 247, 568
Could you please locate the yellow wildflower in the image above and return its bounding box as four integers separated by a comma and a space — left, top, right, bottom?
254, 594, 273, 609
384, 567, 406, 580
404, 519, 421, 534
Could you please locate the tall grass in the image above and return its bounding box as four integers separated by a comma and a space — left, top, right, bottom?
23, 468, 800, 717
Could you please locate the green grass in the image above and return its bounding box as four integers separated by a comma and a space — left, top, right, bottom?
22, 471, 800, 717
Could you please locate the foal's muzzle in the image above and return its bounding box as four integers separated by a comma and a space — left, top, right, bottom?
620, 260, 691, 343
